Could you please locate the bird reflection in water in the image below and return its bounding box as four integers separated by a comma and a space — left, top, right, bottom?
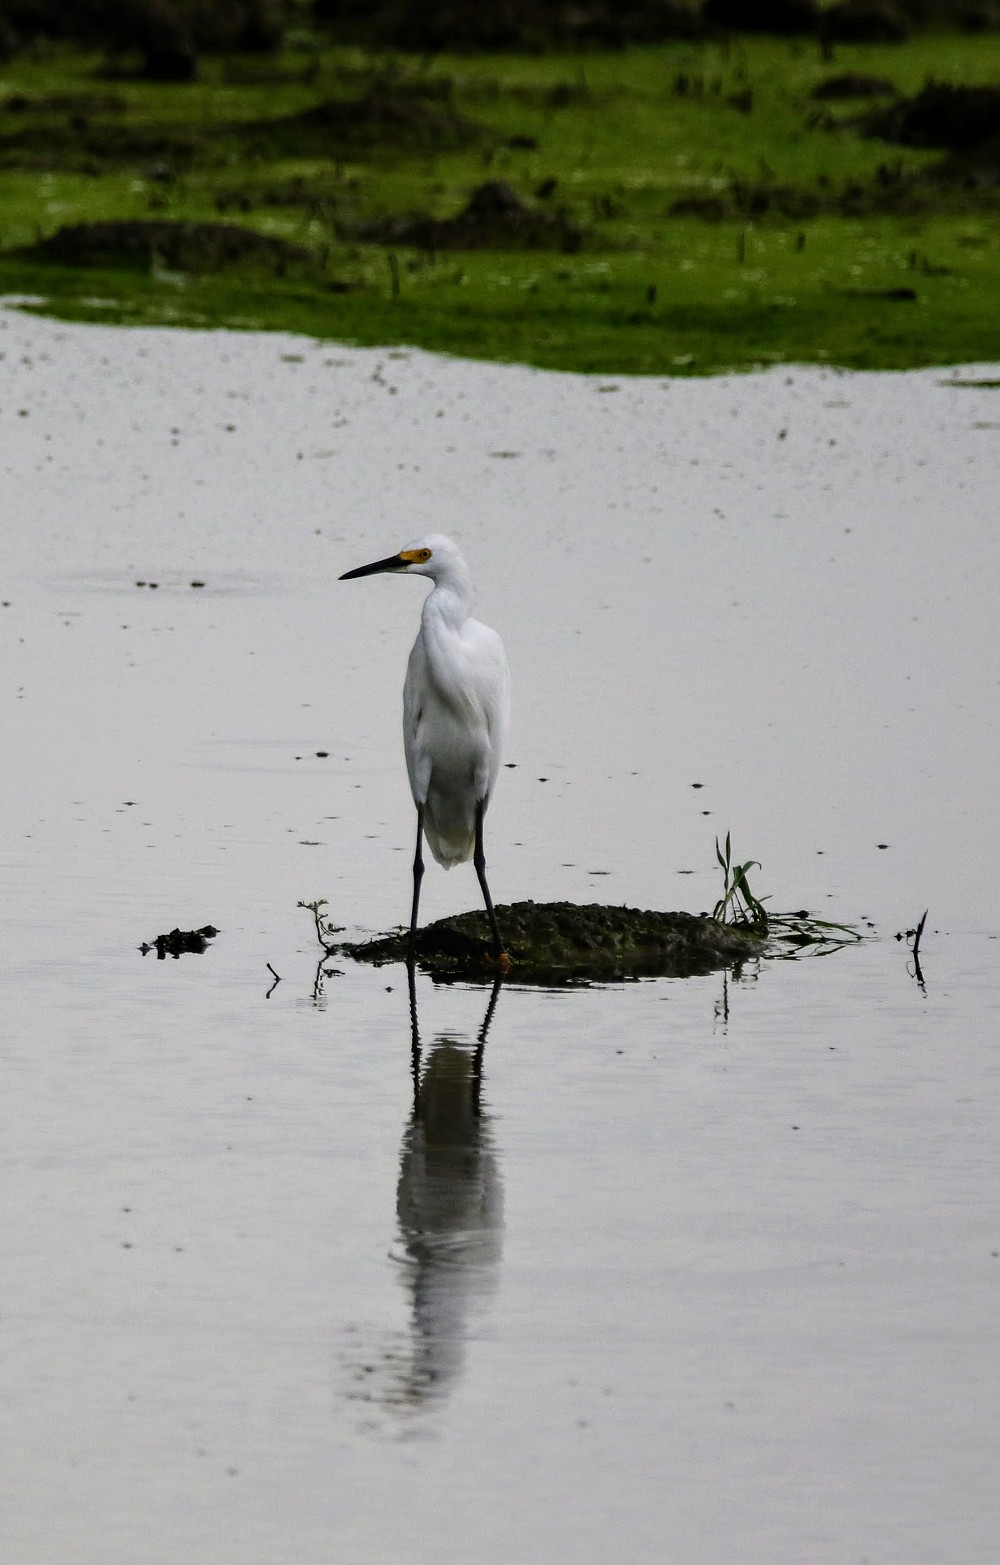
383, 965, 505, 1408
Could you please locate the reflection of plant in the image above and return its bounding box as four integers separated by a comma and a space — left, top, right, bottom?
712, 834, 863, 955
713, 833, 768, 931
298, 900, 345, 1004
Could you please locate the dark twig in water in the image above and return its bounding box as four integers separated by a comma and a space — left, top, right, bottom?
265, 961, 282, 998
912, 907, 928, 961
895, 908, 929, 988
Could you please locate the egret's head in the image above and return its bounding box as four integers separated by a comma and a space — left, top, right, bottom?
339, 533, 465, 585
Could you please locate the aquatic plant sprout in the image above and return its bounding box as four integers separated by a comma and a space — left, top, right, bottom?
713, 832, 863, 955
713, 832, 768, 930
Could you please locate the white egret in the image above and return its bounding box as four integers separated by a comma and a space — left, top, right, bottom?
340, 534, 511, 960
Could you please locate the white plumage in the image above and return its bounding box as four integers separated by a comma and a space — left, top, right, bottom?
340, 533, 510, 957
402, 537, 509, 866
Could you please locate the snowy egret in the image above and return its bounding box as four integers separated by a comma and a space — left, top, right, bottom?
340, 534, 510, 959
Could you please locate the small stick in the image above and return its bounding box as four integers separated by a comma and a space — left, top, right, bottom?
265, 962, 282, 999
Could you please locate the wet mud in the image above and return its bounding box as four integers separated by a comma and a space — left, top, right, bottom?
339, 901, 765, 983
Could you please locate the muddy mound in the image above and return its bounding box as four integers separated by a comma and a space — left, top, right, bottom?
19, 219, 313, 274
259, 90, 486, 156
338, 901, 765, 984
353, 180, 584, 253
866, 81, 1000, 150
0, 117, 201, 170
864, 82, 1000, 190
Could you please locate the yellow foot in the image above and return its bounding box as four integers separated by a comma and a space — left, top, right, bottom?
485, 949, 512, 975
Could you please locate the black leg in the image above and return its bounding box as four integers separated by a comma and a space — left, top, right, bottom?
409, 805, 425, 952
474, 800, 504, 957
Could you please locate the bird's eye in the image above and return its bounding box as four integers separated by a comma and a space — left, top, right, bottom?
416, 548, 432, 562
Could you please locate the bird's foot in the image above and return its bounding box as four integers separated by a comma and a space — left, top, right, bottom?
485, 948, 512, 975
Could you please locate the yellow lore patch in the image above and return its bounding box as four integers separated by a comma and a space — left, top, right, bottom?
400, 548, 433, 564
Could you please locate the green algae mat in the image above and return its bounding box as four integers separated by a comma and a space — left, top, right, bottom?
3, 32, 1000, 373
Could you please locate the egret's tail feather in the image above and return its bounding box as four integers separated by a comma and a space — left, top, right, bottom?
423, 801, 475, 869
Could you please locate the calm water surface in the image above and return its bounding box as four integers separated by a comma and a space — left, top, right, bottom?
2, 306, 998, 1563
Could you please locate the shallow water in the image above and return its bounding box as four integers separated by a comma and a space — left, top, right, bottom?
2, 305, 999, 1563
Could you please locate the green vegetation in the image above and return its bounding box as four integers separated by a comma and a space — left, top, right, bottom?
2, 29, 1000, 373
713, 833, 768, 930
712, 833, 863, 954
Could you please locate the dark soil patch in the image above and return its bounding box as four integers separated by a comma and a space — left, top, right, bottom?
1, 89, 128, 113
0, 86, 485, 172
16, 219, 315, 275
675, 87, 1000, 223
351, 179, 585, 252
672, 180, 822, 220
863, 82, 1000, 194
924, 133, 1000, 192
835, 283, 918, 299
338, 900, 766, 984
0, 118, 201, 171
821, 0, 910, 42
704, 0, 819, 30
865, 81, 1000, 149
811, 73, 898, 100
315, 0, 705, 49
256, 90, 488, 157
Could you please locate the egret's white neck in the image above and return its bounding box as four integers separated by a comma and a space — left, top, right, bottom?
422, 565, 475, 632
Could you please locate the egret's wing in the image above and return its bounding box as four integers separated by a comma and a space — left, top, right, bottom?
462, 621, 510, 804
403, 632, 431, 805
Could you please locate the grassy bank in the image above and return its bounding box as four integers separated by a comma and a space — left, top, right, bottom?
2, 32, 999, 373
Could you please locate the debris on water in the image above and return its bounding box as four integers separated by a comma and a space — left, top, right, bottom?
140, 924, 219, 959
337, 900, 766, 984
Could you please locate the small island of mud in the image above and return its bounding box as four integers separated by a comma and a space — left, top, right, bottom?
338, 901, 765, 984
